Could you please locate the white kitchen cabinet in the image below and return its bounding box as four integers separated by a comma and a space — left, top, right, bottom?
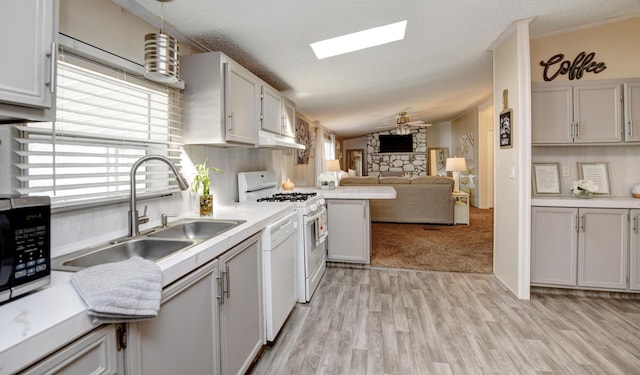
531, 81, 623, 144
532, 206, 631, 291
259, 86, 296, 141
531, 86, 573, 144
282, 98, 296, 138
573, 83, 622, 143
182, 51, 259, 146
218, 233, 263, 375
327, 199, 370, 264
577, 208, 628, 289
531, 207, 578, 286
0, 0, 57, 122
630, 209, 640, 290
127, 260, 219, 375
260, 84, 283, 135
624, 81, 640, 143
21, 325, 120, 375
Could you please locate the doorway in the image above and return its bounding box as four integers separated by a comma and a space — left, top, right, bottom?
345, 149, 364, 176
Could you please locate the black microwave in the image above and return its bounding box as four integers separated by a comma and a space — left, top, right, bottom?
0, 195, 51, 304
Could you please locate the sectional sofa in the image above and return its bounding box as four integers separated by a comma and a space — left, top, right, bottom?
338, 175, 455, 224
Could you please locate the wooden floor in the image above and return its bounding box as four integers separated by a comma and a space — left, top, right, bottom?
249, 267, 640, 375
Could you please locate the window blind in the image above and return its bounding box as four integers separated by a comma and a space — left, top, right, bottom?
15, 55, 184, 207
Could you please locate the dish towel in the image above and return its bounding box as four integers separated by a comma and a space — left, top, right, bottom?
70, 256, 163, 324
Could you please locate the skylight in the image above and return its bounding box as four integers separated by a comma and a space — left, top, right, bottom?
310, 20, 407, 59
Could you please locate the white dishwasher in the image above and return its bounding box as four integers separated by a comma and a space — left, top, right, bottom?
262, 211, 298, 342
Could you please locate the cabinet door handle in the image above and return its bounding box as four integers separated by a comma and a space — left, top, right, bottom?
575, 214, 579, 233
580, 215, 585, 232
223, 265, 230, 299
227, 112, 234, 132
47, 42, 56, 94
570, 121, 574, 139
629, 120, 634, 139
575, 121, 580, 139
634, 215, 638, 234
216, 273, 224, 304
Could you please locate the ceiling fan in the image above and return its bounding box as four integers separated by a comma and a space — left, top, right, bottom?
378, 111, 432, 135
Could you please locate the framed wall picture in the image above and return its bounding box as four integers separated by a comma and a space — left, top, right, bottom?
532, 162, 562, 196
499, 109, 513, 148
577, 162, 611, 195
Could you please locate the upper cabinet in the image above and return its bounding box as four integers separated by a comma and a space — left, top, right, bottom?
0, 0, 58, 123
260, 84, 283, 135
624, 81, 640, 143
182, 51, 259, 146
532, 80, 624, 144
260, 87, 295, 139
282, 97, 296, 138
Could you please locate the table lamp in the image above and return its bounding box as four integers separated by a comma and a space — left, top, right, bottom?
446, 157, 467, 193
326, 159, 341, 188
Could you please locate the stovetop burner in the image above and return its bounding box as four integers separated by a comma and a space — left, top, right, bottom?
257, 192, 317, 202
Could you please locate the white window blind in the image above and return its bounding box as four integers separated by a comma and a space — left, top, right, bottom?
15, 55, 183, 208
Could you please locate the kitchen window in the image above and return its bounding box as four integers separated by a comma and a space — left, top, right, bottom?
15, 49, 183, 208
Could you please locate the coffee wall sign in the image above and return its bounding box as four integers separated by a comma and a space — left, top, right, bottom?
539, 52, 607, 81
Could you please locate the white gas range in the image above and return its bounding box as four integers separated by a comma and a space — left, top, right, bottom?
238, 171, 327, 304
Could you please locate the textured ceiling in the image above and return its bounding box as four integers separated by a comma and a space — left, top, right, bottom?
116, 0, 640, 138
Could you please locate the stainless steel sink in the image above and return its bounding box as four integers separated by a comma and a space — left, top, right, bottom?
53, 238, 194, 272
52, 218, 246, 272
147, 219, 245, 240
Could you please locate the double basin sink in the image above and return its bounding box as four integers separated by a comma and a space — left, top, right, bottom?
52, 219, 246, 272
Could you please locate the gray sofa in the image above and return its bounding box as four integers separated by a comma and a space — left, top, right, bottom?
339, 175, 455, 224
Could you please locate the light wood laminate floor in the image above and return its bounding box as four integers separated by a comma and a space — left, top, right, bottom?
249, 267, 640, 374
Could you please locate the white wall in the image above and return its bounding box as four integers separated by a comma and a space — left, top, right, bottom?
478, 104, 494, 208
492, 20, 532, 299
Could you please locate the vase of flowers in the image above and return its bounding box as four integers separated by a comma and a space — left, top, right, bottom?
570, 179, 598, 199
192, 159, 223, 216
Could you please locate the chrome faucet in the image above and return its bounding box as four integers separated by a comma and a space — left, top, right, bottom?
128, 155, 189, 237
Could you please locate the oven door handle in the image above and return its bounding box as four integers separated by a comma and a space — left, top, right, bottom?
303, 208, 326, 224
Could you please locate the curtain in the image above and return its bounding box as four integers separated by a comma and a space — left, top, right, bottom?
314, 123, 325, 186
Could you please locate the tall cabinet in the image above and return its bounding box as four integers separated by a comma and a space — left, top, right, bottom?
0, 0, 58, 122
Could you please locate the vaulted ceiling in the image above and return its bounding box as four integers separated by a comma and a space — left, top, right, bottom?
116, 0, 640, 138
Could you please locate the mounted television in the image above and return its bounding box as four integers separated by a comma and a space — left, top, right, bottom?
379, 134, 413, 153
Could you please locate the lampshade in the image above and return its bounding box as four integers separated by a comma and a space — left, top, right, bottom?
445, 157, 467, 172
326, 159, 342, 172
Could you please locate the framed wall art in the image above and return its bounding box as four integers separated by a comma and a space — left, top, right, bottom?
499, 109, 512, 149
577, 162, 611, 195
532, 162, 562, 196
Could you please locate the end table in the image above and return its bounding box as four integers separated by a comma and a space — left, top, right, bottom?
452, 191, 470, 225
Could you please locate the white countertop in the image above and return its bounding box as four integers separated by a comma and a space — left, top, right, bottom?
0, 202, 295, 375
299, 186, 397, 200
532, 196, 640, 208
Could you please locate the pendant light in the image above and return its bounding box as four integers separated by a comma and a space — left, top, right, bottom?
144, 0, 180, 84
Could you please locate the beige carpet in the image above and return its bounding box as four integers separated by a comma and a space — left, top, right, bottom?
371, 207, 493, 274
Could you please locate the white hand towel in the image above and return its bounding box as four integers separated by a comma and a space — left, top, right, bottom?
71, 256, 162, 324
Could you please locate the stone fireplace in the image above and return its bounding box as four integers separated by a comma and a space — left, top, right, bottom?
366, 127, 427, 177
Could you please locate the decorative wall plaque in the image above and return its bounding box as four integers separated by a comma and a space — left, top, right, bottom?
539, 52, 607, 81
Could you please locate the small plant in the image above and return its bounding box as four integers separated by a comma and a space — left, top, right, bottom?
192, 158, 223, 195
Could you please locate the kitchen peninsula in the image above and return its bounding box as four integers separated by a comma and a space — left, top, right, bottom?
314, 185, 396, 264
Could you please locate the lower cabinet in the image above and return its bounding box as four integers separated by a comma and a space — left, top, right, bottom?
630, 209, 640, 290
577, 208, 628, 289
21, 325, 121, 375
327, 199, 370, 264
218, 233, 264, 375
531, 207, 578, 286
127, 260, 219, 375
531, 206, 630, 291
18, 234, 265, 375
